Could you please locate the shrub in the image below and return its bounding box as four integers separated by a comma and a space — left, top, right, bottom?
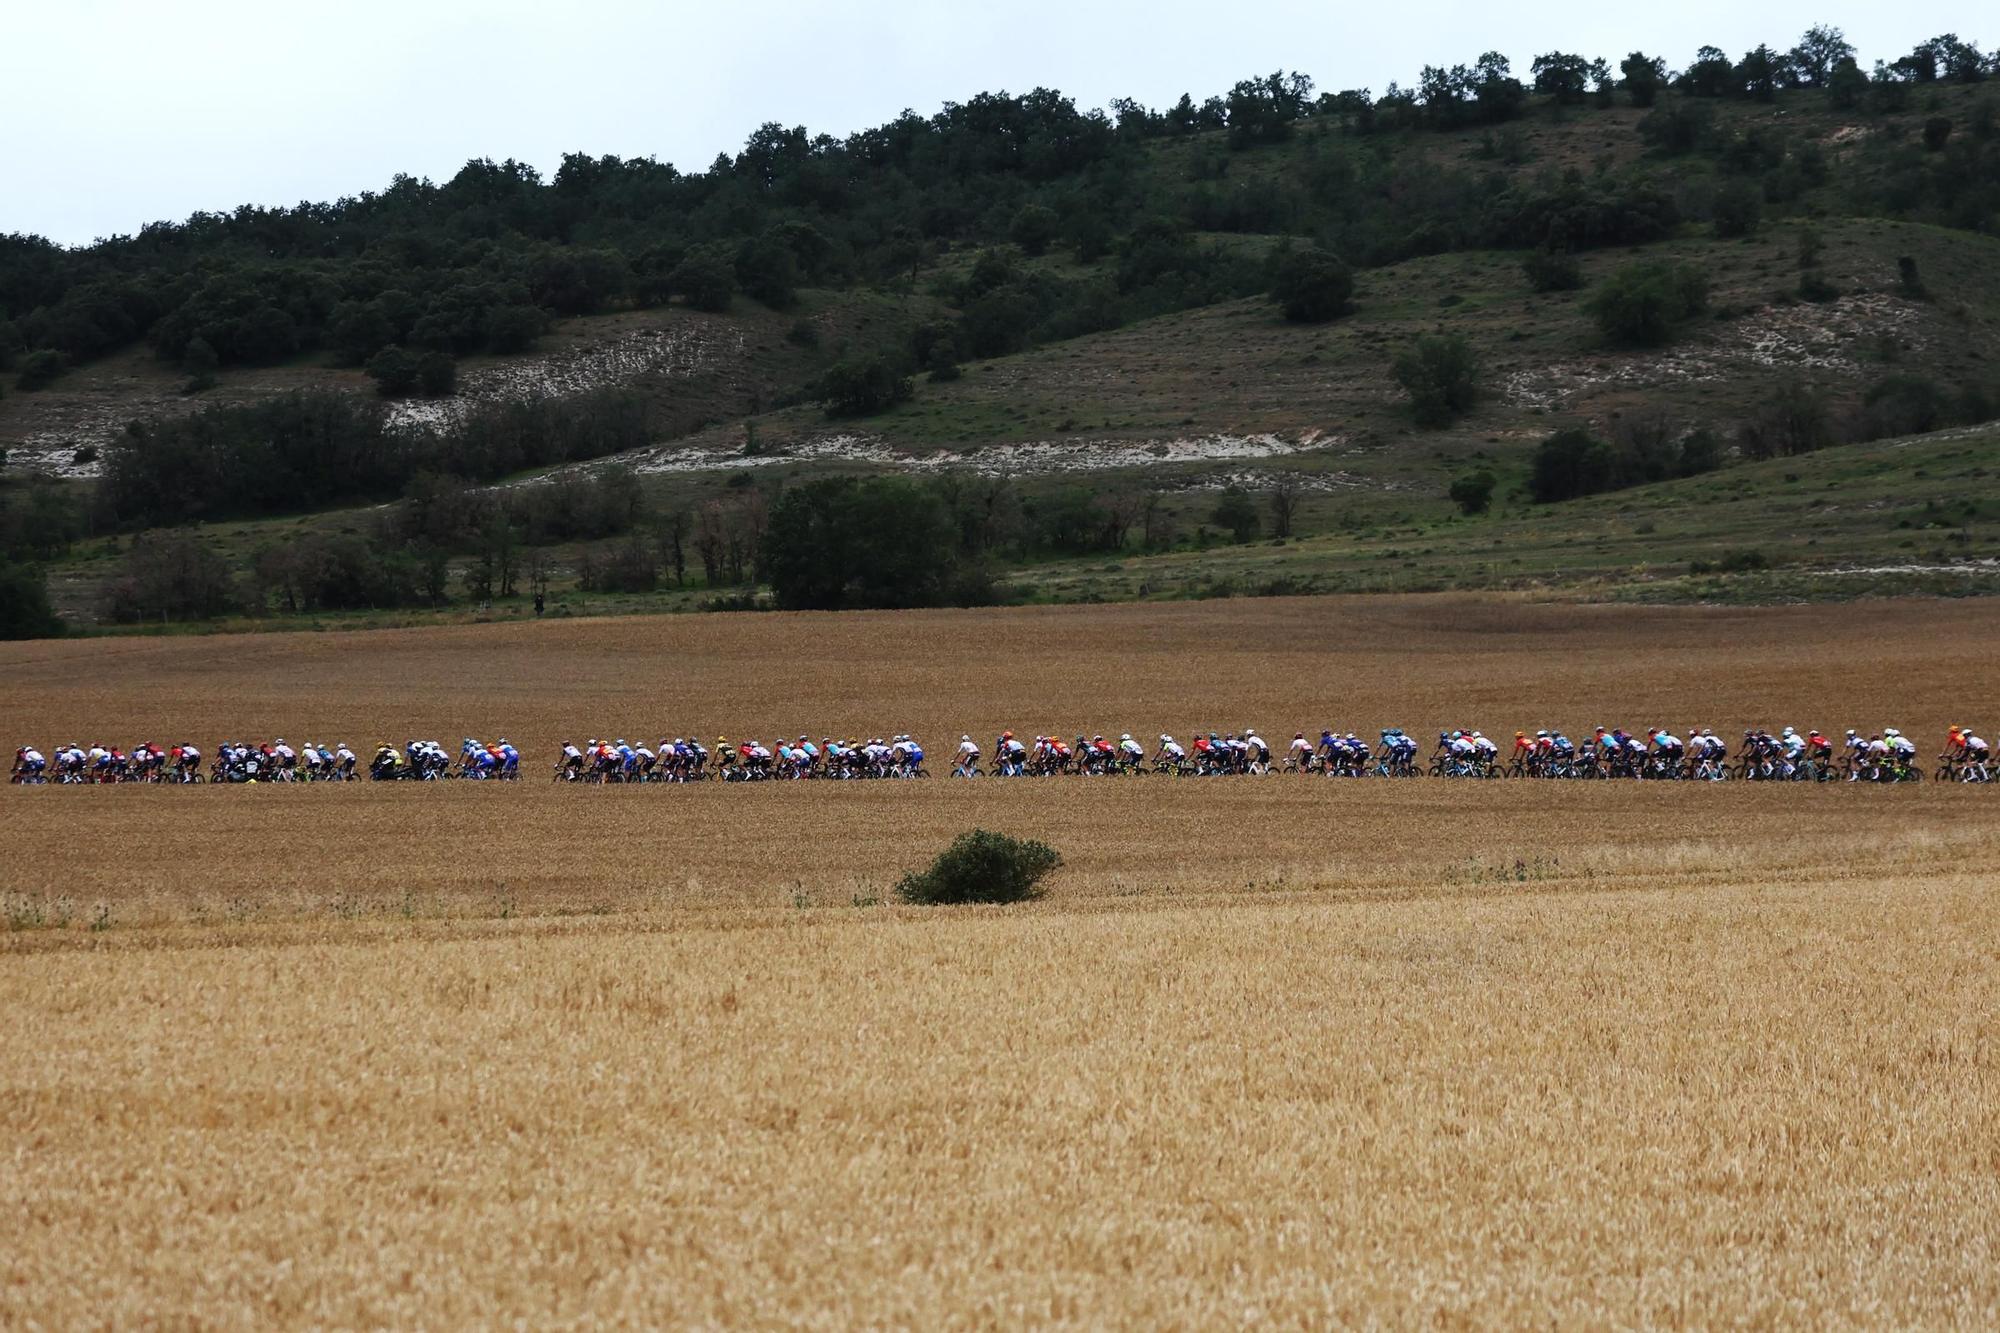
1737, 378, 1832, 458
1448, 470, 1496, 514
1529, 428, 1618, 502
1898, 257, 1929, 300
1269, 246, 1354, 322
1587, 262, 1709, 346
483, 304, 544, 354
1677, 427, 1724, 477
1857, 373, 1947, 439
1210, 485, 1261, 543
817, 355, 913, 417
895, 829, 1062, 905
1522, 250, 1583, 293
365, 344, 421, 397
14, 349, 70, 392
0, 560, 64, 640
1797, 270, 1840, 303
1009, 204, 1060, 257
1393, 333, 1480, 427
670, 246, 736, 312
1712, 181, 1763, 238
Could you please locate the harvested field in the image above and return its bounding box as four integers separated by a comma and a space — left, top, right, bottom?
3, 593, 1999, 1325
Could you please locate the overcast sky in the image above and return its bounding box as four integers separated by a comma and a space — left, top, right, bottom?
6, 1, 1989, 246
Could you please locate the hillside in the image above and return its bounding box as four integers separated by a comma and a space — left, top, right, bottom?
5, 32, 2000, 632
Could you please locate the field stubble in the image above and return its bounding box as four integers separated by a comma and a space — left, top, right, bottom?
2, 594, 1998, 1324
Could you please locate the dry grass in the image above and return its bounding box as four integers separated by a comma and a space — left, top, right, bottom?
3, 593, 1998, 1324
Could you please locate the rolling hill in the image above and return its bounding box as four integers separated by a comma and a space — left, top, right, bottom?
5, 42, 2000, 631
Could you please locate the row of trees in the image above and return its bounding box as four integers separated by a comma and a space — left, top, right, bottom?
99, 389, 650, 528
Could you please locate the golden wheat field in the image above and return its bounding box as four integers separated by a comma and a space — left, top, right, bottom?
3, 594, 1999, 1326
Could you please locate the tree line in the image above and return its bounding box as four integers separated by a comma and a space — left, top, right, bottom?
4, 24, 1994, 399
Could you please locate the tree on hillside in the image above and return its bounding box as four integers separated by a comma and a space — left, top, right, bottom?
1586, 262, 1709, 346
1828, 57, 1871, 109
365, 345, 421, 397
1393, 334, 1481, 428
1210, 486, 1261, 544
1678, 45, 1734, 96
761, 477, 971, 610
0, 560, 63, 639
1530, 53, 1593, 105
1529, 428, 1618, 502
1009, 204, 1059, 257
1269, 247, 1354, 322
1790, 25, 1855, 87
1619, 52, 1666, 106
1449, 470, 1496, 515
1268, 473, 1303, 537
816, 355, 913, 418
670, 246, 736, 313
14, 349, 68, 392
1735, 45, 1787, 101
1712, 181, 1763, 238
734, 231, 800, 308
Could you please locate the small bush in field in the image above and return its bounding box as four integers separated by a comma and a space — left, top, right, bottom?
896, 830, 1062, 905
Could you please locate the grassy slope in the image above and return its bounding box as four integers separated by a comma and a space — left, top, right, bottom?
1000, 422, 2000, 606
16, 83, 2000, 626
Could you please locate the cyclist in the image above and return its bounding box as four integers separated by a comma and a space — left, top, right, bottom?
1650, 728, 1684, 775
13, 746, 46, 782
1885, 728, 1917, 776
1961, 728, 1991, 781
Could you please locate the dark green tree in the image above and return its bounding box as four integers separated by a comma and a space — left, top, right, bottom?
1586, 262, 1709, 346
365, 345, 421, 397
761, 477, 964, 609
1392, 334, 1481, 427
1269, 247, 1354, 322
14, 349, 69, 391
1210, 485, 1260, 543
1790, 25, 1854, 86
1009, 204, 1060, 257
1827, 57, 1870, 109
817, 356, 913, 417
0, 560, 63, 639
1620, 51, 1666, 105
1530, 53, 1592, 105
483, 304, 544, 353
670, 246, 736, 312
1712, 181, 1763, 237
1530, 428, 1619, 501
1523, 250, 1584, 292
1449, 470, 1496, 514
